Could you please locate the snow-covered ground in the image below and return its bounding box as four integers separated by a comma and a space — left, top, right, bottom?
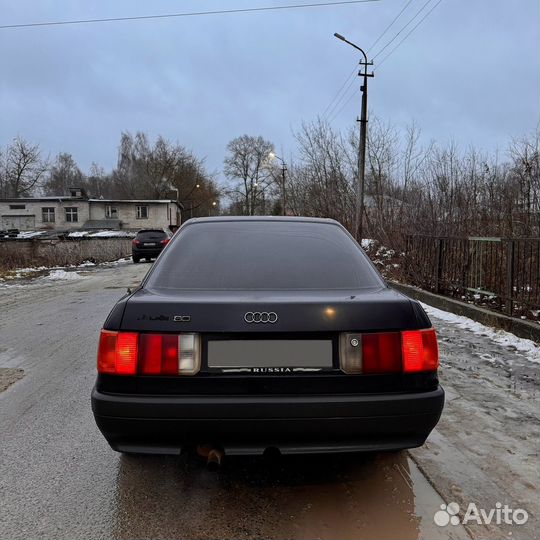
0, 257, 132, 287
14, 231, 48, 239
411, 303, 539, 539
67, 230, 136, 238
8, 229, 137, 239
421, 302, 540, 364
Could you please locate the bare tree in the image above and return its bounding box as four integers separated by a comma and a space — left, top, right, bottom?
3, 137, 48, 197
288, 119, 355, 228
224, 135, 275, 215
43, 153, 84, 195
0, 148, 6, 198
110, 131, 217, 212
508, 129, 540, 236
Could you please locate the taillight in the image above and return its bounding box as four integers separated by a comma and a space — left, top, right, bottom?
161, 238, 170, 245
132, 239, 140, 245
97, 330, 200, 376
97, 330, 138, 375
402, 329, 439, 373
339, 328, 439, 374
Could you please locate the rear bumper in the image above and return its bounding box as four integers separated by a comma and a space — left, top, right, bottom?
91, 386, 444, 455
132, 249, 162, 258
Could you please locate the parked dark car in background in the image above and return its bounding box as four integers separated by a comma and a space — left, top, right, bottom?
93, 217, 444, 460
132, 229, 171, 263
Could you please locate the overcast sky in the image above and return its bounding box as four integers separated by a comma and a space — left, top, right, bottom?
0, 0, 538, 182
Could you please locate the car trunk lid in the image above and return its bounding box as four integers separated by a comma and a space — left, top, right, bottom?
120, 287, 426, 333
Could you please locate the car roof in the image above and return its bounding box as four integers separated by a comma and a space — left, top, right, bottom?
183, 216, 341, 226
136, 229, 167, 234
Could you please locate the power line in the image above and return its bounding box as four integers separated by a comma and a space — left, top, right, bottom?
323, 0, 419, 121
371, 0, 434, 60
321, 64, 358, 118
328, 85, 358, 123
366, 0, 415, 53
376, 0, 444, 67
0, 0, 381, 30
324, 68, 359, 119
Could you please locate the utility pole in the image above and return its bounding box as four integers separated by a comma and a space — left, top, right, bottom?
268, 152, 288, 216
281, 162, 287, 216
334, 33, 374, 242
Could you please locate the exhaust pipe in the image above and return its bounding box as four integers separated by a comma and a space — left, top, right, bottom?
206, 448, 224, 470
196, 444, 224, 470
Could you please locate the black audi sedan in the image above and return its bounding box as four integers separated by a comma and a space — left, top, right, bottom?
92, 217, 444, 457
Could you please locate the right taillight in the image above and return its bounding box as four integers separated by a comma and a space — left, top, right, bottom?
97, 330, 200, 376
402, 329, 439, 373
339, 328, 439, 374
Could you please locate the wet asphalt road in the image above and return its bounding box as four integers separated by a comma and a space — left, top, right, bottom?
0, 262, 467, 540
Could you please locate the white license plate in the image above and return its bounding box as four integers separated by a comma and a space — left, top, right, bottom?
207, 340, 333, 369
144, 242, 157, 247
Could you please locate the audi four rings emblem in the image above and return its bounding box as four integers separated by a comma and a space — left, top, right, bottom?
244, 312, 278, 323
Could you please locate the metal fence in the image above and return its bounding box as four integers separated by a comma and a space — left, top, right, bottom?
404, 235, 540, 320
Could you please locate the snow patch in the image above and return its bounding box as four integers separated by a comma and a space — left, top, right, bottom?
47, 270, 84, 281
420, 302, 540, 364
15, 231, 47, 239
361, 238, 376, 250
87, 231, 135, 238
101, 257, 131, 266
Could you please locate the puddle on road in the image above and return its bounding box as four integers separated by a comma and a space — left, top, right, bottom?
112, 451, 466, 540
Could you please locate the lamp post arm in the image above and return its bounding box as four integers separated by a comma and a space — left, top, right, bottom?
333, 33, 367, 64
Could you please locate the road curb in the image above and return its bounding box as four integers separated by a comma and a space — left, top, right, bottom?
390, 281, 540, 343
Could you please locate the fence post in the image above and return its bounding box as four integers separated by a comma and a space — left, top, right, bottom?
506, 240, 515, 316
436, 238, 443, 293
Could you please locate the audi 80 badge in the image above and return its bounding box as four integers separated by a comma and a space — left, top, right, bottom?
92, 217, 444, 457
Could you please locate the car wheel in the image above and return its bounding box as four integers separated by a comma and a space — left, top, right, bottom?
132, 256, 140, 263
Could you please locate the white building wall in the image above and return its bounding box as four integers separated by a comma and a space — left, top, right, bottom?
1, 199, 181, 231
0, 200, 89, 230
89, 201, 179, 229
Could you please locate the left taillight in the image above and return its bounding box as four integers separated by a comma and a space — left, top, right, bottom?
340, 328, 439, 374
97, 330, 200, 376
97, 330, 138, 375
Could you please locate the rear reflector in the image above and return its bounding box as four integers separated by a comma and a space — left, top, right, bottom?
98, 331, 200, 376
339, 328, 439, 374
362, 332, 402, 374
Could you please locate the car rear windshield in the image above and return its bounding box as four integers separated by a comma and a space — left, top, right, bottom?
146, 221, 384, 291
137, 230, 167, 241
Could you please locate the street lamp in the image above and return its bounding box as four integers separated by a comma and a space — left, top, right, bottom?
334, 32, 374, 242
268, 152, 288, 216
